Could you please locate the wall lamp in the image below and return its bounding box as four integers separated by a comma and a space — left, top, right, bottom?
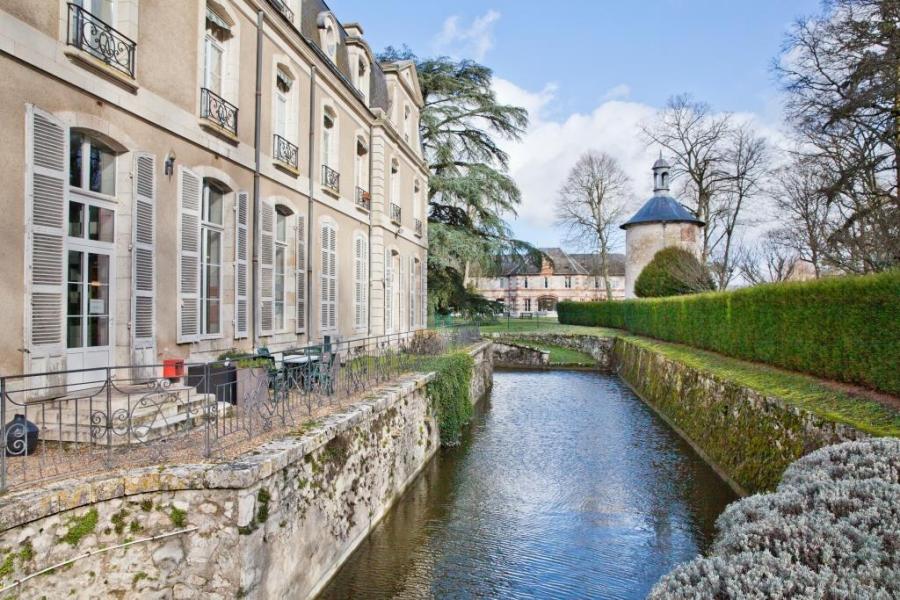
164, 152, 176, 177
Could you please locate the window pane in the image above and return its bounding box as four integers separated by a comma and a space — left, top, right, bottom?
204, 186, 224, 225
69, 133, 83, 189
87, 316, 109, 347
68, 250, 83, 284
67, 317, 83, 348
68, 202, 85, 238
276, 213, 287, 242
274, 302, 284, 331
89, 142, 116, 195
206, 299, 220, 334
206, 229, 222, 265
205, 37, 223, 94
88, 206, 115, 242
206, 265, 220, 299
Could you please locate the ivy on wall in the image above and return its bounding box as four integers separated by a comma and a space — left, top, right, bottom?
422, 352, 475, 446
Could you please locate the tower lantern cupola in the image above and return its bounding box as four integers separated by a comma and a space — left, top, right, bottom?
652, 152, 671, 193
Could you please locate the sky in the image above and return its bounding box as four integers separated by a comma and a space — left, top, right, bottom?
330, 0, 824, 250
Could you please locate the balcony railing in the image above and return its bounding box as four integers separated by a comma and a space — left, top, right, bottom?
415, 219, 423, 236
267, 0, 294, 22
356, 187, 371, 210
322, 165, 340, 193
67, 3, 136, 79
200, 88, 238, 135
273, 134, 299, 170
390, 203, 402, 224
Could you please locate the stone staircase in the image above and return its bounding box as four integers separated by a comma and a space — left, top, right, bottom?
31, 381, 232, 446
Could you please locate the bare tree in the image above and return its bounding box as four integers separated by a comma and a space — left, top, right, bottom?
641, 94, 732, 263
768, 153, 832, 277
738, 236, 800, 285
556, 151, 630, 299
776, 0, 900, 272
709, 124, 771, 288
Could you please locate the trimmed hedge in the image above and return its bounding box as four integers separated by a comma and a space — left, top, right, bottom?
558, 271, 900, 395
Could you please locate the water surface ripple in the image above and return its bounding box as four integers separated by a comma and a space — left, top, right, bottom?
319, 370, 736, 599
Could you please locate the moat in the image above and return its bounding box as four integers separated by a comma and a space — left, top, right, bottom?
319, 369, 737, 599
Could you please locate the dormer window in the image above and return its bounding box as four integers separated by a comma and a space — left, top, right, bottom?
317, 12, 339, 63
357, 57, 370, 103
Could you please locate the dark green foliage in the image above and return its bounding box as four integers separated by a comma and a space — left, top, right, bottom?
422, 352, 475, 446
61, 509, 98, 546
634, 247, 714, 297
168, 507, 187, 528
256, 488, 271, 524
559, 271, 900, 395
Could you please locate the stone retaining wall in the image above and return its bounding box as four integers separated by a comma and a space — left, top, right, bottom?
612, 337, 868, 495
492, 333, 615, 370
491, 342, 550, 368
0, 342, 493, 600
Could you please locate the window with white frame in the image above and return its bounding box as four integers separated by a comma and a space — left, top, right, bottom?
356, 56, 370, 103
274, 68, 292, 140
390, 158, 399, 206
69, 131, 116, 196
318, 13, 338, 62
322, 107, 337, 169
355, 138, 369, 197
203, 7, 231, 96
274, 209, 288, 331
201, 180, 225, 335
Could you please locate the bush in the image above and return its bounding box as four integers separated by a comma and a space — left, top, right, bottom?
558, 270, 900, 395
422, 352, 474, 446
648, 439, 900, 599
634, 247, 715, 297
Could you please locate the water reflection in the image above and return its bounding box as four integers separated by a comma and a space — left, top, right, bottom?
318, 370, 736, 599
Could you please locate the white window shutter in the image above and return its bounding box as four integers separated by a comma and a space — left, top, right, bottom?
354, 235, 367, 330
234, 191, 249, 338
177, 166, 202, 343
319, 222, 337, 331
399, 256, 407, 332
132, 153, 156, 351
422, 259, 428, 327
384, 249, 393, 333
408, 256, 415, 330
26, 105, 67, 352
327, 225, 337, 330
295, 214, 306, 333
258, 199, 275, 336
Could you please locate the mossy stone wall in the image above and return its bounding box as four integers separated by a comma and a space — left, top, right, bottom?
613, 337, 869, 494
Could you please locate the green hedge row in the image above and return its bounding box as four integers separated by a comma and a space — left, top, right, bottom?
558, 271, 900, 395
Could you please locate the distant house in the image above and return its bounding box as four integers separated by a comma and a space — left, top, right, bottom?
470, 248, 626, 315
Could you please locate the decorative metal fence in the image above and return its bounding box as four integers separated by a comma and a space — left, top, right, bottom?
200, 87, 239, 135
273, 134, 299, 170
67, 2, 137, 79
322, 164, 340, 193
0, 327, 480, 493
356, 187, 371, 211
390, 202, 402, 224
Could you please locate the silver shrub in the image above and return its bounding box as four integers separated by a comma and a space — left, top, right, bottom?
649, 438, 900, 599
779, 438, 900, 489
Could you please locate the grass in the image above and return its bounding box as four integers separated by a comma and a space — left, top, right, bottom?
504, 338, 596, 366
437, 317, 610, 336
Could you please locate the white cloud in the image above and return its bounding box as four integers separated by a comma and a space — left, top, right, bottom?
433, 10, 501, 61
602, 84, 632, 101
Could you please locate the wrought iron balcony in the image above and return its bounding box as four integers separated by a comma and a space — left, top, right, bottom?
415, 218, 423, 236
390, 203, 402, 224
267, 0, 294, 22
67, 3, 136, 79
273, 134, 299, 170
322, 165, 340, 193
200, 87, 238, 135
356, 187, 371, 211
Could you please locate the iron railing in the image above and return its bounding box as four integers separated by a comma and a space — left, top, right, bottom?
200, 87, 238, 135
274, 134, 299, 170
390, 203, 402, 224
267, 0, 294, 22
67, 3, 136, 78
322, 165, 340, 193
0, 327, 480, 492
356, 187, 371, 210
415, 218, 423, 236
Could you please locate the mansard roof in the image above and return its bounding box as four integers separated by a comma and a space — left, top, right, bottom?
496, 248, 625, 277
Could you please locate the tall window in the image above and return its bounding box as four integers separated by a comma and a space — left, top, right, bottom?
390, 159, 399, 205
274, 68, 292, 140
69, 132, 116, 196
75, 0, 114, 23
356, 57, 370, 103
322, 108, 337, 169
524, 277, 528, 289
274, 210, 288, 331
203, 8, 229, 96
565, 276, 572, 289
356, 138, 369, 191
320, 220, 337, 331
201, 181, 224, 335
544, 277, 548, 288
524, 298, 532, 312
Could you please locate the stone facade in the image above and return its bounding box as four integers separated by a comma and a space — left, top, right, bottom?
0, 342, 494, 599
0, 1, 429, 377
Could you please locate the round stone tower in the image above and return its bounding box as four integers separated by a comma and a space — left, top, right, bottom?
621, 156, 705, 298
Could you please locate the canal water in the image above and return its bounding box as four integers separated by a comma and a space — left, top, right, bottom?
319, 370, 736, 599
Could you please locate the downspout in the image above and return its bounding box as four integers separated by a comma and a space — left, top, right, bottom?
251, 9, 264, 349
367, 121, 374, 336
306, 66, 317, 340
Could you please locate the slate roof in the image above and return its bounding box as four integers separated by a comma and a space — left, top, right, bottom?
620, 196, 705, 229
495, 248, 625, 277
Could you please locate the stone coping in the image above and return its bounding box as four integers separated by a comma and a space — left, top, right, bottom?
0, 372, 435, 533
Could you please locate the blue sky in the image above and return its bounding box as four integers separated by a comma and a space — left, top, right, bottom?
330, 0, 823, 248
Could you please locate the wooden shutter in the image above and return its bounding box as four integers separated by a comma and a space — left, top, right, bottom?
354, 235, 367, 330
324, 224, 337, 330
408, 256, 415, 330
295, 214, 306, 333
399, 256, 407, 332
26, 106, 67, 362
132, 152, 156, 355
234, 191, 249, 338
384, 249, 393, 332
177, 166, 201, 343
258, 199, 275, 336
